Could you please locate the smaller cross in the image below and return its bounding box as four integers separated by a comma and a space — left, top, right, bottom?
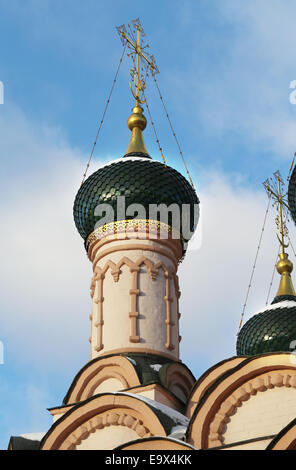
263, 171, 290, 254
117, 19, 158, 106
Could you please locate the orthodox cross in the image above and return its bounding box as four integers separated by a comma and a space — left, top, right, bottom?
117, 18, 159, 107
263, 171, 290, 254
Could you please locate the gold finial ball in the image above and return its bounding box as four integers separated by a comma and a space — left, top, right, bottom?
277, 255, 293, 274
127, 106, 147, 131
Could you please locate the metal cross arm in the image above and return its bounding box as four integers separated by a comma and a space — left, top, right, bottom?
119, 31, 156, 72
117, 20, 159, 107
264, 172, 291, 255
265, 184, 290, 212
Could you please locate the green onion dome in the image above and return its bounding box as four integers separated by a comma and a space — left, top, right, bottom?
237, 252, 296, 356
236, 295, 296, 356
73, 153, 199, 254
288, 164, 296, 226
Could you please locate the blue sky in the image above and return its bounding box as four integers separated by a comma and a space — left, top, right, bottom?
1, 0, 296, 449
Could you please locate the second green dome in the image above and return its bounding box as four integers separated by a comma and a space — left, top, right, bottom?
236, 295, 296, 356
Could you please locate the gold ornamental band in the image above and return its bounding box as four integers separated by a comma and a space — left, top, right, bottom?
85, 219, 182, 249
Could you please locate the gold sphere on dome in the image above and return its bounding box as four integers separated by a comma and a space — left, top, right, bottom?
127, 106, 147, 131
276, 253, 293, 274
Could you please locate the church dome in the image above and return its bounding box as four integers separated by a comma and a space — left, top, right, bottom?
237, 251, 296, 356
236, 295, 296, 356
288, 164, 296, 226
73, 153, 199, 251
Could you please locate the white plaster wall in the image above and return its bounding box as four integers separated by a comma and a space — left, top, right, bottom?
134, 389, 180, 411
137, 264, 176, 352
91, 243, 179, 359
93, 378, 124, 395
52, 413, 64, 423
75, 425, 139, 450
96, 263, 131, 353
222, 386, 296, 445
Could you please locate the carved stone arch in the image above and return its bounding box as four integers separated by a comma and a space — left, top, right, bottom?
161, 363, 196, 404
117, 256, 137, 270
40, 393, 167, 450
63, 356, 141, 405
186, 353, 296, 449
135, 256, 160, 280
91, 256, 137, 288
186, 356, 247, 419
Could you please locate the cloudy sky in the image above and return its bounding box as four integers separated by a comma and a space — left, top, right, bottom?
1, 0, 296, 449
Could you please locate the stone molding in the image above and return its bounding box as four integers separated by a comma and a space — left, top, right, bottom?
208, 370, 296, 447
61, 411, 152, 450
92, 244, 178, 272
185, 357, 247, 419
40, 394, 167, 450
186, 353, 296, 449
64, 356, 141, 405
87, 230, 183, 264
164, 362, 196, 403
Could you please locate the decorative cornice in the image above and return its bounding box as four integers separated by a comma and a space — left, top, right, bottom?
185, 356, 247, 419
186, 353, 296, 449
208, 370, 296, 447
64, 356, 141, 405
40, 393, 167, 450
164, 362, 196, 402
88, 233, 183, 264
91, 243, 179, 272
61, 411, 152, 450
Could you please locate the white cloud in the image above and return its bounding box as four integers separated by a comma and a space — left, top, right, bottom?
0, 105, 106, 371
179, 170, 290, 374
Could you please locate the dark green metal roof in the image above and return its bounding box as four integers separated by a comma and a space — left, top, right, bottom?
288, 164, 296, 226
236, 296, 296, 356
73, 155, 199, 249
62, 352, 195, 406
8, 436, 41, 450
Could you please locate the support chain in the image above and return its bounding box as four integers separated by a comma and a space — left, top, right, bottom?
237, 195, 271, 334
265, 247, 280, 305
80, 43, 127, 186
152, 74, 195, 188
287, 232, 296, 258
143, 90, 166, 166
